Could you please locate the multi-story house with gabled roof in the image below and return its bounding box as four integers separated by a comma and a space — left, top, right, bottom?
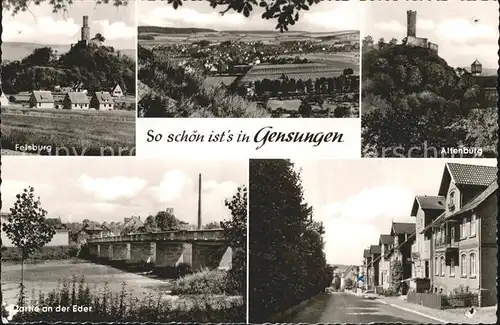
385, 222, 415, 294
378, 234, 392, 289
424, 163, 497, 307
410, 195, 445, 291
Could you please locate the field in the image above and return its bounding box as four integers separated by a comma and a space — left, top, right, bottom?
138, 30, 360, 47
1, 106, 135, 156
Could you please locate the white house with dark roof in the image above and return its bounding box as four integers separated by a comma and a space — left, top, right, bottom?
378, 234, 393, 289
30, 90, 55, 109
63, 92, 90, 110
90, 91, 114, 110
111, 83, 124, 97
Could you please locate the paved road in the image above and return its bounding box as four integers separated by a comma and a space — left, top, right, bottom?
281, 293, 442, 323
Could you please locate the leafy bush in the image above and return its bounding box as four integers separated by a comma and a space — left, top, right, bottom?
11, 276, 244, 322
345, 278, 354, 290
171, 269, 233, 295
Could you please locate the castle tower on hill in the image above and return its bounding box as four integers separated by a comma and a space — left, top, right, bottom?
407, 10, 417, 37
403, 10, 438, 54
81, 16, 90, 43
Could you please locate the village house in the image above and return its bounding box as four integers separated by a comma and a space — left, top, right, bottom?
378, 234, 392, 289
64, 92, 90, 110
71, 222, 113, 247
368, 245, 381, 290
363, 249, 372, 289
90, 91, 114, 110
409, 195, 445, 292
385, 222, 415, 294
121, 216, 144, 235
425, 163, 497, 307
111, 83, 125, 97
30, 90, 55, 109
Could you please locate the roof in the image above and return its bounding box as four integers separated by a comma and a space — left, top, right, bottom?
112, 84, 123, 91
410, 196, 445, 216
471, 59, 482, 66
370, 245, 381, 254
93, 91, 114, 103
379, 234, 392, 245
392, 222, 415, 235
438, 163, 497, 196
66, 92, 89, 104
444, 179, 497, 221
363, 249, 371, 258
31, 90, 54, 103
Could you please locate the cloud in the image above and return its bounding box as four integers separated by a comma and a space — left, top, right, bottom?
317, 186, 415, 265
151, 170, 191, 203
435, 18, 497, 44
374, 20, 404, 33
78, 175, 148, 201
302, 8, 359, 31
417, 19, 434, 30
93, 20, 135, 40
322, 187, 415, 222
2, 17, 80, 42
138, 7, 245, 29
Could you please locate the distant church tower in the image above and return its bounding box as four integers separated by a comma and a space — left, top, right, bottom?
81, 16, 90, 43
407, 10, 417, 37
471, 59, 482, 76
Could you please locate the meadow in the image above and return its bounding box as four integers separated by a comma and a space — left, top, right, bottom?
1, 107, 135, 156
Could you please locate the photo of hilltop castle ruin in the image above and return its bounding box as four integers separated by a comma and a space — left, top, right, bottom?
1, 2, 136, 156
361, 1, 497, 158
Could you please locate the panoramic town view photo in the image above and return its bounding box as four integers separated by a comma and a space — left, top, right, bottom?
249, 158, 497, 324
137, 0, 360, 118
1, 157, 247, 322
361, 1, 498, 158
1, 1, 136, 156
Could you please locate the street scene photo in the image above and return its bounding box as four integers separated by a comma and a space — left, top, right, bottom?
361, 1, 498, 158
1, 157, 247, 322
138, 1, 360, 118
1, 1, 136, 156
248, 158, 497, 324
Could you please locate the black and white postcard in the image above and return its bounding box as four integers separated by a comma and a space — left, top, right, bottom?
361, 1, 498, 158
1, 156, 247, 322
1, 1, 137, 156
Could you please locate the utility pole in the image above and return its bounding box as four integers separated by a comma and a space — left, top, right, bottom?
197, 173, 202, 230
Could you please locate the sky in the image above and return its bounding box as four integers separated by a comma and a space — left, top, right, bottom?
292, 158, 497, 266
1, 157, 247, 227
361, 0, 498, 68
138, 1, 360, 32
2, 1, 136, 49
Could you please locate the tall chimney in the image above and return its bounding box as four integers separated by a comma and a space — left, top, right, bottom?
407, 10, 417, 37
197, 173, 202, 230
81, 15, 90, 42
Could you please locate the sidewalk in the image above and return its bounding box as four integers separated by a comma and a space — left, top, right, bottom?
376, 295, 497, 324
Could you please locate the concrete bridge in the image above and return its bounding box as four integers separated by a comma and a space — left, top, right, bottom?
86, 229, 232, 271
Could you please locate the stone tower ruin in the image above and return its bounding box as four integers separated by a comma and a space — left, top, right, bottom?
407, 10, 417, 37
81, 15, 90, 42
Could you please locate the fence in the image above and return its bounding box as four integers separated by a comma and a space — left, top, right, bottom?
407, 291, 479, 310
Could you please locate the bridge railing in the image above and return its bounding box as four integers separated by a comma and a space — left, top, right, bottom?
87, 229, 227, 243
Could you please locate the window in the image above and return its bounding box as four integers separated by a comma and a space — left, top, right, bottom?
450, 259, 455, 277
461, 218, 468, 239
451, 226, 455, 243
449, 191, 456, 211
470, 253, 476, 276
440, 256, 445, 276
470, 214, 476, 237
435, 257, 439, 275
461, 254, 467, 277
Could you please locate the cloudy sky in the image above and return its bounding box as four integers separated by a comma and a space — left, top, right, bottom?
2, 1, 135, 49
361, 0, 498, 68
293, 158, 497, 266
1, 157, 247, 227
138, 1, 359, 32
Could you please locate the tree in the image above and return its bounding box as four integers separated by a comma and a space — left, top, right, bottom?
93, 33, 105, 42
249, 160, 328, 322
203, 221, 222, 229
2, 186, 56, 306
221, 186, 247, 295
4, 0, 322, 32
